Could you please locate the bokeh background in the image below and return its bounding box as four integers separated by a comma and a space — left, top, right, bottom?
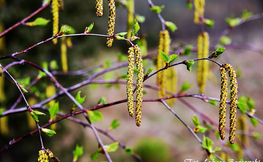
0, 0, 263, 161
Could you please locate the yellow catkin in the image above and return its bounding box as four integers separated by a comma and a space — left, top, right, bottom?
46, 85, 57, 130
0, 108, 8, 136
194, 0, 205, 24
61, 37, 68, 72
126, 46, 135, 117
106, 0, 116, 47
237, 115, 249, 159
0, 22, 6, 53
134, 45, 143, 127
126, 0, 134, 40
38, 149, 49, 162
166, 68, 177, 106
197, 32, 209, 94
156, 31, 164, 96
161, 30, 170, 97
96, 0, 103, 17
52, 0, 59, 44
27, 97, 37, 129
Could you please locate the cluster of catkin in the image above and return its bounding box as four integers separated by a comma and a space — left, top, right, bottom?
95, 0, 116, 47
194, 0, 205, 24
126, 45, 144, 126
38, 149, 60, 162
197, 32, 209, 94
219, 64, 238, 144
156, 30, 177, 104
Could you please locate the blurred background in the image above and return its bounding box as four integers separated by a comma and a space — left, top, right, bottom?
0, 0, 263, 161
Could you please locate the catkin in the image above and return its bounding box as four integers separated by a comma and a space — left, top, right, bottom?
223, 63, 238, 144
96, 0, 103, 17
194, 0, 205, 24
197, 32, 209, 94
61, 37, 68, 72
52, 0, 59, 44
134, 45, 144, 127
156, 31, 164, 97
106, 0, 116, 47
126, 0, 134, 40
126, 46, 135, 117
166, 68, 177, 106
38, 149, 49, 162
237, 115, 249, 159
27, 97, 37, 129
46, 84, 57, 130
219, 67, 228, 140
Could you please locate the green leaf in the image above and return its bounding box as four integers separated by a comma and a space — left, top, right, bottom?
49, 60, 59, 70
75, 91, 86, 106
246, 96, 255, 110
135, 14, 145, 23
33, 17, 50, 27
168, 54, 178, 64
150, 5, 165, 14
59, 25, 76, 34
97, 97, 107, 105
19, 84, 28, 93
219, 36, 231, 45
87, 111, 103, 124
191, 115, 200, 126
185, 60, 194, 71
116, 32, 127, 40
226, 17, 241, 27
183, 45, 193, 56
133, 19, 140, 35
180, 81, 192, 92
104, 142, 119, 152
230, 143, 240, 151
0, 108, 4, 115
17, 77, 30, 87
109, 119, 121, 130
241, 10, 253, 19
73, 144, 83, 161
146, 67, 153, 75
33, 110, 46, 116
38, 61, 48, 78
252, 132, 261, 139
125, 147, 133, 155
214, 147, 222, 152
209, 47, 225, 58
118, 52, 128, 61
202, 136, 214, 153
209, 100, 217, 106
41, 128, 56, 137
196, 125, 208, 133
237, 96, 247, 114
84, 23, 94, 34
186, 2, 193, 9
250, 117, 258, 127
30, 111, 39, 122
165, 21, 177, 32
49, 102, 59, 119
160, 51, 169, 63
104, 60, 111, 68
91, 151, 100, 161
204, 19, 214, 28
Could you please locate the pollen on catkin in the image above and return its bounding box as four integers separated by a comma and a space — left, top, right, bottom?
134, 45, 144, 127
60, 37, 68, 72
166, 68, 177, 106
126, 46, 135, 117
52, 0, 59, 44
223, 63, 238, 144
38, 149, 48, 162
219, 66, 228, 140
156, 31, 164, 96
197, 32, 209, 94
96, 0, 103, 17
194, 0, 205, 24
106, 0, 116, 47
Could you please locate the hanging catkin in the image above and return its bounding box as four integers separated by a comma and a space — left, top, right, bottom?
126, 46, 135, 117
156, 31, 164, 96
61, 37, 68, 72
237, 115, 249, 159
197, 32, 209, 94
106, 0, 116, 47
96, 0, 103, 17
134, 45, 144, 127
219, 66, 228, 140
166, 68, 177, 106
194, 0, 205, 24
52, 0, 59, 44
223, 63, 238, 144
126, 0, 134, 40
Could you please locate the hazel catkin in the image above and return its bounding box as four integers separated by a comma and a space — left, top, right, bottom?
106, 0, 116, 47
126, 46, 135, 117
52, 0, 59, 44
219, 66, 228, 140
134, 45, 144, 127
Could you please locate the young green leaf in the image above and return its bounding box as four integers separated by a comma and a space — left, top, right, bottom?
219, 36, 231, 45
229, 143, 240, 151
0, 108, 4, 115
214, 147, 222, 152
30, 111, 39, 122
202, 136, 214, 153
146, 67, 153, 75
252, 132, 261, 139
97, 97, 107, 105
91, 151, 100, 161
186, 2, 193, 9
49, 102, 59, 119
73, 144, 83, 162
204, 19, 214, 28
168, 54, 178, 64
109, 119, 121, 130
241, 10, 253, 19
183, 45, 193, 56
103, 142, 119, 152
84, 23, 94, 34
17, 77, 30, 87
87, 111, 103, 124
237, 96, 247, 114
116, 32, 127, 40
250, 117, 258, 127
33, 110, 46, 116
160, 51, 169, 63
19, 84, 28, 93
59, 25, 76, 34
195, 125, 208, 133
209, 100, 217, 106
75, 91, 86, 106
49, 60, 59, 70
226, 17, 241, 27
209, 47, 225, 58
125, 147, 133, 155
104, 60, 111, 68
246, 96, 255, 110
135, 14, 145, 23
133, 20, 140, 35
41, 128, 56, 137
180, 81, 192, 93
165, 21, 177, 32
191, 115, 200, 126
33, 17, 50, 27
185, 60, 194, 71
150, 5, 165, 14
